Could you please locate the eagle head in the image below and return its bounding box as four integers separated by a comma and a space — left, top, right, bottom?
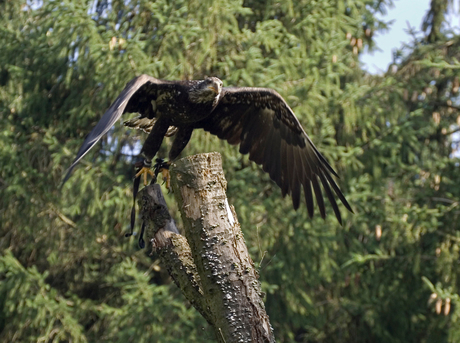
189, 77, 223, 106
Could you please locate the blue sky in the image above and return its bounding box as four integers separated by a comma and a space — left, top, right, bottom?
360, 0, 431, 73
361, 0, 460, 73
359, 0, 460, 156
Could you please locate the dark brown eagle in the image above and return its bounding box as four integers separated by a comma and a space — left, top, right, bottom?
64, 75, 352, 224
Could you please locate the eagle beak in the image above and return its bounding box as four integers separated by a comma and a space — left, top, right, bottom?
208, 85, 219, 94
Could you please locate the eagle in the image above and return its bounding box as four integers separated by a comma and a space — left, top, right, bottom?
64, 75, 353, 224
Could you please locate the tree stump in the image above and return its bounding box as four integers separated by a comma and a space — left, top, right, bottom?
139, 152, 275, 343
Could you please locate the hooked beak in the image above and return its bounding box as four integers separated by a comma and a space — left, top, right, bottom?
208, 85, 219, 94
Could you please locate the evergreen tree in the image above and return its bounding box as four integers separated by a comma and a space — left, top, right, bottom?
1, 0, 459, 342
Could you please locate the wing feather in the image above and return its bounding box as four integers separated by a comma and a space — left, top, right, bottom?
279, 140, 290, 197
311, 173, 326, 219
290, 147, 301, 210
269, 131, 282, 187
318, 170, 342, 225
297, 147, 314, 218
321, 167, 353, 213
303, 179, 314, 218
248, 114, 270, 165
239, 110, 259, 154
262, 125, 276, 174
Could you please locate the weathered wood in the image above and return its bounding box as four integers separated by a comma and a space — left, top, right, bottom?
171, 152, 274, 343
139, 184, 211, 324
140, 153, 274, 342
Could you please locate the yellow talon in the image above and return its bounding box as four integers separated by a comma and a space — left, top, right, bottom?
135, 166, 155, 186
160, 168, 171, 190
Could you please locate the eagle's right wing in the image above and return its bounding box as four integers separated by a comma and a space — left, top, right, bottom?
62, 74, 163, 184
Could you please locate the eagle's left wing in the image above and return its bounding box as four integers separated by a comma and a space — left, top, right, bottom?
197, 87, 352, 224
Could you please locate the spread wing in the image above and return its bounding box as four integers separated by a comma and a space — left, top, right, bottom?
62, 74, 166, 184
198, 87, 353, 224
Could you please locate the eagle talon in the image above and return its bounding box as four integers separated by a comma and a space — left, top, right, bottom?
153, 158, 171, 190
135, 165, 155, 186
161, 168, 171, 191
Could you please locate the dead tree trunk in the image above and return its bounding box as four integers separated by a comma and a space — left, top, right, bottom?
139, 152, 275, 343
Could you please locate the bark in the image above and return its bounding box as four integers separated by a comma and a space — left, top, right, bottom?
140, 152, 275, 343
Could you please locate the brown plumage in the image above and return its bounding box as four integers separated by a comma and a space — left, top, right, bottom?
64, 75, 353, 223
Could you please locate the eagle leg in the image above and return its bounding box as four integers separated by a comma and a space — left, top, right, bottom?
150, 127, 192, 190
126, 160, 151, 240
126, 159, 165, 247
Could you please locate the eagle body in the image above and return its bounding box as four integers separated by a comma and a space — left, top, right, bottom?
125, 77, 221, 124
64, 75, 352, 224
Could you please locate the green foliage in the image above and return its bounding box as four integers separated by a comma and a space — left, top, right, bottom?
1, 0, 460, 342
0, 250, 207, 342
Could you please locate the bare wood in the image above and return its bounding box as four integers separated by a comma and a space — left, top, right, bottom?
170, 152, 274, 343
139, 184, 212, 324
139, 153, 275, 342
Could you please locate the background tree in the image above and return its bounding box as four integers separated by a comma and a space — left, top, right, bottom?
1, 0, 459, 342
